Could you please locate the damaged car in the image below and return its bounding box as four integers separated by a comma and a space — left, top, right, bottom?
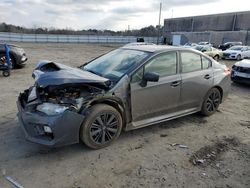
17, 45, 231, 149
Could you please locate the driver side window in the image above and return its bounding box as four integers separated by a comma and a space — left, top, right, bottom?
131, 52, 177, 83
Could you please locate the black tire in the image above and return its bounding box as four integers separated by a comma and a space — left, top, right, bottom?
236, 54, 241, 61
213, 55, 219, 61
201, 88, 221, 116
2, 70, 10, 77
80, 104, 123, 149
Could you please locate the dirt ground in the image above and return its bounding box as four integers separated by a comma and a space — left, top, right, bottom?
0, 43, 249, 188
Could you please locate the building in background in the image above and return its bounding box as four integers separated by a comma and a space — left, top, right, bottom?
163, 11, 250, 46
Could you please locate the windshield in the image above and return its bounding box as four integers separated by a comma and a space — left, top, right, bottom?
194, 45, 204, 51
82, 49, 150, 81
228, 46, 243, 51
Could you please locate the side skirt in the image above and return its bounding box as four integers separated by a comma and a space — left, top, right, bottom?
125, 108, 199, 131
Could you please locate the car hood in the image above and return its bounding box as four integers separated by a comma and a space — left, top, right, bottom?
235, 59, 250, 68
32, 60, 110, 88
224, 50, 240, 54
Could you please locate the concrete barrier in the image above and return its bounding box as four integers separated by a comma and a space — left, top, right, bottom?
0, 32, 158, 44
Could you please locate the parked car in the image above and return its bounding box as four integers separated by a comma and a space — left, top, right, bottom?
198, 41, 211, 46
184, 42, 197, 47
194, 45, 222, 61
222, 46, 250, 60
124, 42, 156, 47
0, 43, 27, 68
231, 59, 250, 84
218, 42, 242, 51
17, 45, 231, 149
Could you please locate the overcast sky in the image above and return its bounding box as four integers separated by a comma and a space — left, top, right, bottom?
0, 0, 249, 31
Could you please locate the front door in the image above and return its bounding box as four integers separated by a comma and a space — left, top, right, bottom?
130, 51, 181, 123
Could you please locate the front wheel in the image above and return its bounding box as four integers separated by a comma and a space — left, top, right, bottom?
80, 104, 123, 149
236, 54, 241, 61
2, 70, 10, 77
200, 88, 221, 116
213, 55, 219, 61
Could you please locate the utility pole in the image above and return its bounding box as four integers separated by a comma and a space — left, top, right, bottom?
157, 2, 162, 45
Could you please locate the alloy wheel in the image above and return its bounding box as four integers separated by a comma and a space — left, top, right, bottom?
90, 113, 119, 144
206, 91, 220, 112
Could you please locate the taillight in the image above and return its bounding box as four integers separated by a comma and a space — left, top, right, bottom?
224, 67, 231, 76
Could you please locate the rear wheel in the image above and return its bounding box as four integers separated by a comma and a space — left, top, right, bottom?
80, 104, 123, 149
201, 88, 221, 116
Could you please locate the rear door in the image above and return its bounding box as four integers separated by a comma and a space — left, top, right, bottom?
130, 51, 181, 122
179, 51, 214, 111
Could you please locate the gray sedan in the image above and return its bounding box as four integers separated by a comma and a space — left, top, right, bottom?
17, 45, 231, 149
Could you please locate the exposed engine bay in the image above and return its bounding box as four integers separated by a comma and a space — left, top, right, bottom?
20, 61, 110, 116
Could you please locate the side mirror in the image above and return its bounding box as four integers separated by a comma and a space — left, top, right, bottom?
140, 72, 159, 87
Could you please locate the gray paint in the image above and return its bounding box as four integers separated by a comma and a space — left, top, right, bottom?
17, 45, 230, 147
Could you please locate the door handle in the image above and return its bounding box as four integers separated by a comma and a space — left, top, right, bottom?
171, 80, 181, 87
204, 74, 211, 79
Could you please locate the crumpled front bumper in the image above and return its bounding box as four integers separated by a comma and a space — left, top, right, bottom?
17, 94, 85, 147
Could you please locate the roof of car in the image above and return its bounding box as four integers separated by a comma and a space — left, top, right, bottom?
121, 45, 191, 53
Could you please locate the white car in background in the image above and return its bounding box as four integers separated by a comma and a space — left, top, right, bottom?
222, 46, 250, 60
231, 59, 250, 84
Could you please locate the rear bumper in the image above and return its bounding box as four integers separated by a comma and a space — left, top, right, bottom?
17, 94, 85, 147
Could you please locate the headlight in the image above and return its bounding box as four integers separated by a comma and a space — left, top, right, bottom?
28, 87, 37, 102
36, 103, 68, 116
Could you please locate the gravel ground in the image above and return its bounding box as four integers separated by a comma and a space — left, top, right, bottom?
0, 43, 249, 188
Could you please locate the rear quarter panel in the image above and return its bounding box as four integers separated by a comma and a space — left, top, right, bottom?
212, 62, 231, 102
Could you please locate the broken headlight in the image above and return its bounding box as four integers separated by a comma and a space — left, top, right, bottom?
36, 103, 68, 116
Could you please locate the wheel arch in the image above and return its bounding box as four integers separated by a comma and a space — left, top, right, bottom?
87, 98, 127, 129
213, 85, 223, 103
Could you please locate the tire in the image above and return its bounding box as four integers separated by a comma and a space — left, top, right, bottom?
236, 54, 241, 61
200, 88, 221, 116
213, 55, 219, 61
2, 70, 10, 77
80, 104, 123, 149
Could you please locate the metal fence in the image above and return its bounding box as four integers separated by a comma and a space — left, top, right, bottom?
0, 32, 158, 44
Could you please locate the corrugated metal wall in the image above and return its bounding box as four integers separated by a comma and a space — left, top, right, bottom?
0, 32, 158, 44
